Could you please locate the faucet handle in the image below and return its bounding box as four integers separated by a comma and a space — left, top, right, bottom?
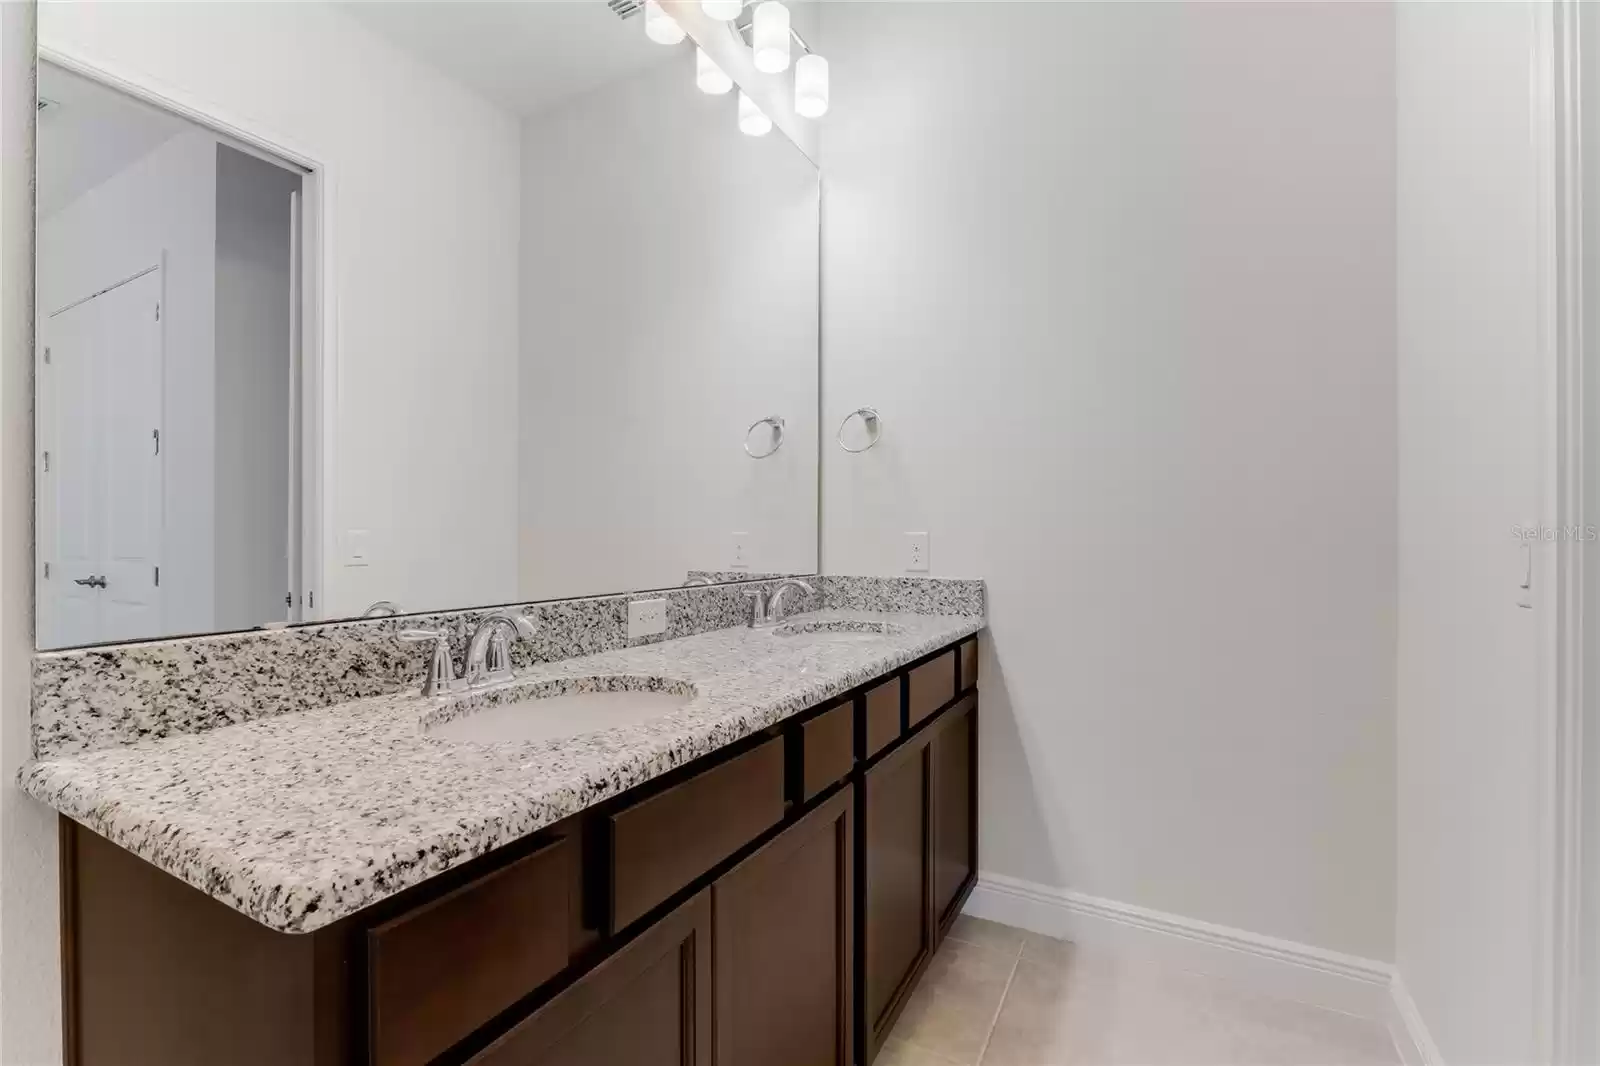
399, 629, 460, 696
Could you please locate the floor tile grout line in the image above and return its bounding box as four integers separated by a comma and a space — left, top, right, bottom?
972, 943, 1024, 1066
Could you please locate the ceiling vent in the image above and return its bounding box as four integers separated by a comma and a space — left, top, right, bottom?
607, 0, 643, 20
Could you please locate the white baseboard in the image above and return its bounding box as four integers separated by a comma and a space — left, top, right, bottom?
965, 871, 1416, 1044
1387, 972, 1443, 1066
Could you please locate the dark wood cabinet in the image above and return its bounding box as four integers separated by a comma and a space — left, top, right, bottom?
861, 725, 935, 1061
468, 890, 712, 1066
713, 787, 853, 1066
368, 835, 573, 1066
60, 636, 981, 1066
930, 695, 977, 936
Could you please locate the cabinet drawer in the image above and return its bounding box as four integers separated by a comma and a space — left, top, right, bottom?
908, 651, 957, 728
863, 678, 901, 758
959, 638, 979, 693
799, 701, 855, 801
368, 835, 573, 1066
611, 738, 785, 931
468, 890, 712, 1066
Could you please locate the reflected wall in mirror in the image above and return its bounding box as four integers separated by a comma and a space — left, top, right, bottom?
35, 1, 820, 650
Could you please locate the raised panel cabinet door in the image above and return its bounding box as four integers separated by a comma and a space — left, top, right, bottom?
713, 788, 854, 1066
930, 696, 978, 936
467, 890, 712, 1066
862, 728, 934, 1061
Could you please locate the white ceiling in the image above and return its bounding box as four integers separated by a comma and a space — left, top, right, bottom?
37, 62, 193, 218
335, 1, 673, 118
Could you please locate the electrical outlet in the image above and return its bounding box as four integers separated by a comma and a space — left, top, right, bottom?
905, 532, 930, 573
628, 597, 668, 639
731, 532, 751, 570
345, 529, 371, 567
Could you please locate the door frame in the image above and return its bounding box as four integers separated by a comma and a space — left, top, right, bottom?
1539, 2, 1592, 1062
36, 43, 335, 626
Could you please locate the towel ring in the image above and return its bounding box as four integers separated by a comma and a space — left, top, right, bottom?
837, 407, 883, 453
744, 415, 785, 459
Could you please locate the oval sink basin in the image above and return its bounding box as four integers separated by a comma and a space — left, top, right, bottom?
772, 620, 906, 640
423, 676, 695, 745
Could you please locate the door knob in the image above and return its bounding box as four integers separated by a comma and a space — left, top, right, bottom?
74, 575, 107, 589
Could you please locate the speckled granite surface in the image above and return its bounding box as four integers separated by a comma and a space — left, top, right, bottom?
32, 576, 980, 759
31, 579, 817, 759
20, 609, 983, 934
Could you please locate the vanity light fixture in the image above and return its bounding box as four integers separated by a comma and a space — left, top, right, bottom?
702, 0, 743, 20
738, 90, 772, 136
696, 47, 733, 94
644, 0, 686, 45
794, 53, 829, 118
752, 0, 791, 73
728, 3, 831, 125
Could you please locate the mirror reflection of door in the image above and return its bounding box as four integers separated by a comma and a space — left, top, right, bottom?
38, 267, 164, 648
36, 61, 308, 649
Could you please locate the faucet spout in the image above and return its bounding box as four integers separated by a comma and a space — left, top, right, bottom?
464, 609, 538, 687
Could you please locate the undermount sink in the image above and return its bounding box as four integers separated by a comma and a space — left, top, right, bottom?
771, 619, 906, 641
423, 676, 695, 745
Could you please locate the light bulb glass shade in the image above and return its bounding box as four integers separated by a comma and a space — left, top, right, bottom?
696, 47, 733, 94
752, 1, 791, 73
644, 0, 686, 45
702, 0, 742, 19
738, 91, 772, 136
794, 53, 829, 118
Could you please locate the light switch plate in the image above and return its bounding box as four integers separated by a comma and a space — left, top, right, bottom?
345, 529, 371, 567
905, 532, 930, 572
628, 597, 668, 639
731, 531, 750, 570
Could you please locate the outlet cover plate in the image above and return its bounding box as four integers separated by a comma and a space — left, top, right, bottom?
906, 532, 930, 573
628, 597, 668, 639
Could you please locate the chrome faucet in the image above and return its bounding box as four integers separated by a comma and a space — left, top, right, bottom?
362, 600, 403, 618
463, 609, 539, 688
747, 578, 815, 627
398, 609, 538, 696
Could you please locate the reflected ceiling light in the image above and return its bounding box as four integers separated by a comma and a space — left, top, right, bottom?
752, 1, 791, 73
702, 0, 742, 20
738, 91, 772, 136
696, 47, 733, 94
794, 53, 828, 118
644, 0, 686, 45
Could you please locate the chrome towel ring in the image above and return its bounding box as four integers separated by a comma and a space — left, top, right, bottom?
744, 415, 785, 459
837, 407, 883, 453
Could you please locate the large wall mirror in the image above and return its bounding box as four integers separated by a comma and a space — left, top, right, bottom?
34, 1, 820, 650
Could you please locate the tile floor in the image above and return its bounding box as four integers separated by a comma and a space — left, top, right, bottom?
879, 917, 1402, 1066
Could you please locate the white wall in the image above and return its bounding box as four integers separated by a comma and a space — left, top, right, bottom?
518, 56, 818, 599
40, 1, 522, 621
0, 1, 61, 1059
38, 125, 218, 639
823, 1, 1398, 960
1395, 2, 1546, 1061
214, 143, 297, 632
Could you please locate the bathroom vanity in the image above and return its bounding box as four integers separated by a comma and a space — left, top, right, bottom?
23, 7, 973, 1064
34, 609, 980, 1066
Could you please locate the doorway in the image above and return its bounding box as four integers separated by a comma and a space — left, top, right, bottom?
34, 57, 320, 648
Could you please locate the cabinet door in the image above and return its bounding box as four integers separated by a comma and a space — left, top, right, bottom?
862, 727, 934, 1061
713, 788, 853, 1066
930, 696, 978, 937
467, 891, 711, 1066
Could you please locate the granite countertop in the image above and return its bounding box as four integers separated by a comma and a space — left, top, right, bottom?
19, 609, 983, 935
